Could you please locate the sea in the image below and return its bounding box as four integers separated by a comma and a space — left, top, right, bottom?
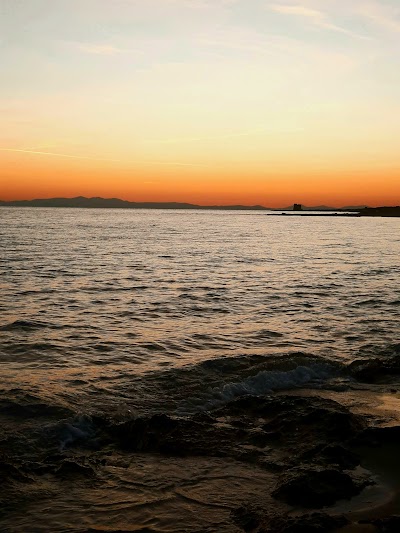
1, 208, 400, 532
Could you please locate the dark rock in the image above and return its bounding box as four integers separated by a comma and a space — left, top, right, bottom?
356, 425, 400, 447
264, 512, 349, 532
0, 459, 32, 484
319, 445, 360, 469
108, 395, 364, 472
273, 468, 369, 508
359, 516, 400, 532
231, 505, 262, 531
348, 344, 400, 383
55, 460, 95, 478
232, 507, 349, 533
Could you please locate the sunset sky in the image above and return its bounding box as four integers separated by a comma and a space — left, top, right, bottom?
1, 0, 399, 206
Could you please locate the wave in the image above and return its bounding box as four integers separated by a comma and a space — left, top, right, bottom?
0, 320, 50, 331
176, 360, 340, 415
0, 319, 65, 331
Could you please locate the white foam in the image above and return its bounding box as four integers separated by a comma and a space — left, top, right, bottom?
59, 415, 95, 450
178, 363, 336, 414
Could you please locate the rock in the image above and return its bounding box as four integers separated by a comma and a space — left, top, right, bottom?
272, 468, 368, 508
319, 445, 360, 470
232, 507, 349, 533
0, 459, 32, 484
263, 512, 349, 532
231, 505, 263, 531
356, 425, 400, 447
348, 344, 400, 383
108, 395, 364, 472
359, 516, 400, 532
55, 460, 95, 478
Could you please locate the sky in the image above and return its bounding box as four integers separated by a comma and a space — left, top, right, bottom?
1, 0, 400, 207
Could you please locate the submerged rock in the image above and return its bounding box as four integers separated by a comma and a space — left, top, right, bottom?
359, 516, 400, 532
232, 506, 349, 532
109, 394, 364, 472
231, 505, 263, 531
355, 424, 400, 447
0, 458, 32, 484
348, 344, 400, 383
263, 512, 349, 532
55, 459, 95, 478
272, 468, 369, 508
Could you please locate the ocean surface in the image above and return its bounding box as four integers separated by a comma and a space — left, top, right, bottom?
1, 208, 400, 532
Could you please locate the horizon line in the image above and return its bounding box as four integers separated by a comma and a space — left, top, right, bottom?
0, 195, 373, 210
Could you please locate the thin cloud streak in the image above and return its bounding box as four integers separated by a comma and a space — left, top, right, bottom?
355, 2, 400, 34
68, 42, 143, 56
0, 148, 207, 167
269, 3, 371, 40
143, 125, 305, 145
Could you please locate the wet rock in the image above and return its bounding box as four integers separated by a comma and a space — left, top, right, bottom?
83, 530, 141, 533
83, 530, 145, 533
108, 395, 364, 472
272, 468, 369, 508
232, 506, 349, 533
232, 505, 263, 531
356, 425, 400, 447
348, 359, 389, 383
55, 459, 95, 478
359, 516, 400, 532
0, 459, 32, 484
111, 413, 180, 452
263, 512, 349, 532
319, 445, 360, 469
348, 344, 400, 383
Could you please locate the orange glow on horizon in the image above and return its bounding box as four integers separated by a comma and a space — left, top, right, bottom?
2, 1, 400, 209
1, 150, 399, 208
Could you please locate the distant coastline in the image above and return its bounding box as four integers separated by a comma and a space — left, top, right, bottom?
1, 196, 399, 216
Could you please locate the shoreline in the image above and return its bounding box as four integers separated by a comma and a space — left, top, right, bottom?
2, 205, 400, 216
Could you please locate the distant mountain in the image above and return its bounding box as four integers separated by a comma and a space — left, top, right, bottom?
2, 197, 390, 213
0, 196, 271, 211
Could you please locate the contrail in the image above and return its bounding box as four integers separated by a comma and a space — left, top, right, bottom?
0, 148, 207, 167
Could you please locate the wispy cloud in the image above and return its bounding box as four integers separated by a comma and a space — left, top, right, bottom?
270, 5, 323, 20
0, 148, 122, 162
77, 44, 123, 55
142, 124, 304, 145
0, 148, 207, 167
355, 2, 400, 34
70, 42, 143, 56
269, 3, 370, 40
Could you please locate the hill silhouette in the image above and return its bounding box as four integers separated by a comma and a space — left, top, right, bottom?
0, 196, 271, 210
0, 196, 269, 210
1, 197, 399, 215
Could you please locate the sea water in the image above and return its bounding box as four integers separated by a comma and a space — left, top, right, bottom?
1, 208, 399, 531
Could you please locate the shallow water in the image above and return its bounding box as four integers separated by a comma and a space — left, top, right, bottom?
1, 208, 400, 531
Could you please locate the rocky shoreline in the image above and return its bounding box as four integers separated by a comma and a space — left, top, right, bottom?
2, 346, 400, 531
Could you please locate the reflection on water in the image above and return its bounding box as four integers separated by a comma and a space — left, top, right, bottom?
1, 209, 400, 407
1, 208, 400, 531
